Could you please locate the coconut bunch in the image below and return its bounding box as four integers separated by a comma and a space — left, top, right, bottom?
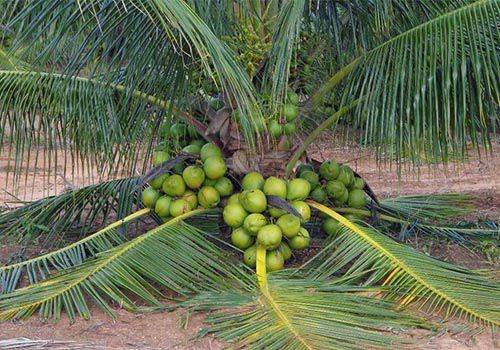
295, 160, 369, 238
267, 89, 300, 140
142, 142, 233, 220
223, 173, 312, 272
142, 138, 369, 272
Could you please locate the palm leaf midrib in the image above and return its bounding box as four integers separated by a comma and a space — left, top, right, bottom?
307, 201, 500, 327
0, 208, 150, 274
262, 287, 315, 350
1, 208, 209, 315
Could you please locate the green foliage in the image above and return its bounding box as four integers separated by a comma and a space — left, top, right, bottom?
0, 196, 497, 348
0, 2, 499, 346
378, 193, 473, 221
0, 209, 252, 321
189, 277, 425, 350
0, 1, 498, 194
335, 0, 500, 164
262, 0, 305, 111
305, 203, 500, 327
0, 177, 142, 242
375, 194, 499, 242
0, 209, 148, 294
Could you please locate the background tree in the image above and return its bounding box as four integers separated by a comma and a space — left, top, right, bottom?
0, 1, 498, 348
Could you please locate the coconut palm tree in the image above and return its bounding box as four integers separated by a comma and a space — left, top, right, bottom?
0, 1, 499, 348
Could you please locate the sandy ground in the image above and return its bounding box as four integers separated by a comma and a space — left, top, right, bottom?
0, 140, 499, 349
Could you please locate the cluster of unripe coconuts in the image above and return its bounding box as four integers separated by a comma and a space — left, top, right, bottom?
142, 141, 368, 272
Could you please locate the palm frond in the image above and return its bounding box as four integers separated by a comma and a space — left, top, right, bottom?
306, 201, 500, 327
377, 193, 474, 221
263, 0, 305, 111
5, 0, 262, 143
189, 276, 424, 350
404, 223, 500, 243
0, 69, 163, 195
147, 0, 262, 141
0, 209, 149, 294
0, 46, 17, 70
0, 177, 142, 242
0, 209, 252, 321
375, 194, 499, 242
330, 205, 499, 244
316, 0, 500, 166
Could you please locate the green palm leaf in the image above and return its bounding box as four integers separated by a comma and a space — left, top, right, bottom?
189, 276, 424, 350
314, 0, 500, 166
326, 193, 498, 242
306, 201, 500, 327
0, 177, 142, 242
0, 46, 17, 70
375, 194, 499, 242
0, 68, 184, 194
0, 209, 252, 321
0, 209, 149, 294
263, 0, 305, 110
377, 193, 473, 221
4, 0, 262, 142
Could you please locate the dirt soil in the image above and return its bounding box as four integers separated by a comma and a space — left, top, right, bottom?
0, 140, 499, 349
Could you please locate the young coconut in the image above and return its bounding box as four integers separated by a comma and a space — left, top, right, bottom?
182, 144, 201, 154
200, 143, 222, 161
322, 218, 342, 237
152, 151, 169, 167
182, 190, 198, 210
223, 203, 248, 228
243, 245, 257, 267
288, 227, 310, 250
319, 160, 340, 180
182, 165, 205, 189
299, 170, 319, 190
263, 176, 287, 199
169, 199, 191, 217
295, 163, 314, 178
352, 177, 365, 190
162, 174, 186, 197
198, 186, 221, 208
257, 224, 282, 250
278, 242, 293, 261
203, 156, 227, 180
149, 173, 169, 189
287, 178, 311, 201
310, 186, 328, 203
231, 227, 254, 250
240, 189, 267, 213
242, 172, 265, 190
266, 250, 285, 272
348, 189, 367, 209
326, 180, 346, 199
291, 201, 311, 221
243, 213, 268, 235
142, 186, 161, 208
276, 214, 301, 238
214, 177, 234, 197
268, 206, 287, 218
155, 196, 173, 217
227, 193, 241, 205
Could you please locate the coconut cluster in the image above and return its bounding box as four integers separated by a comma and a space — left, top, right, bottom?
267, 90, 299, 140
142, 142, 232, 219
223, 173, 312, 272
142, 140, 369, 272
295, 160, 368, 238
